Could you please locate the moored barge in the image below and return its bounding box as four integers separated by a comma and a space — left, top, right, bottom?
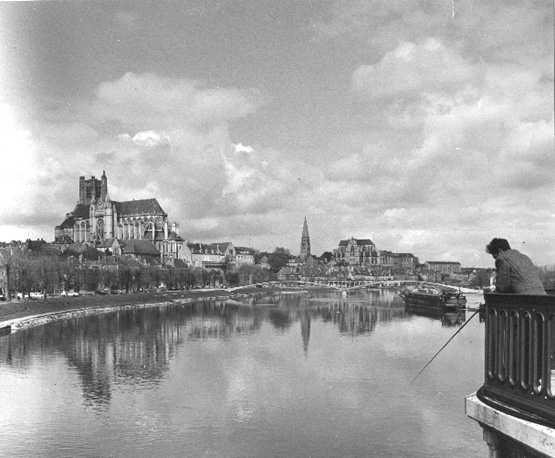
402, 287, 466, 313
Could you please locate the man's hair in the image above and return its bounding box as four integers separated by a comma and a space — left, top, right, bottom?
486, 238, 511, 256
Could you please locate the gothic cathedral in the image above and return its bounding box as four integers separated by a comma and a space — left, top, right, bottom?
55, 171, 170, 244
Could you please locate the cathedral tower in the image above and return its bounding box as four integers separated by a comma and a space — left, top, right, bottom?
100, 170, 108, 201
299, 216, 311, 260
78, 175, 102, 205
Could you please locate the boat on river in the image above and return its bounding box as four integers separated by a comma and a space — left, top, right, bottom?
401, 286, 466, 313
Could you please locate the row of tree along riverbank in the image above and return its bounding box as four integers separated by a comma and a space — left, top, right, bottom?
1, 241, 275, 300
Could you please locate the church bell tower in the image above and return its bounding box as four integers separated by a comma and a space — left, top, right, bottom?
300, 216, 311, 260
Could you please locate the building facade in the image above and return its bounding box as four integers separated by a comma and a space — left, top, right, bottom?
424, 261, 461, 275
188, 242, 232, 269
334, 238, 378, 266
235, 247, 256, 265
379, 251, 418, 272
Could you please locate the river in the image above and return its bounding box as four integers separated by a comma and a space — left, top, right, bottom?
0, 290, 487, 457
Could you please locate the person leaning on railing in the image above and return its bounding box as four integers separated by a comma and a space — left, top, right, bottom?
486, 238, 546, 295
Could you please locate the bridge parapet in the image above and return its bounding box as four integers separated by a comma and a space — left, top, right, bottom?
466, 293, 555, 457
479, 293, 555, 426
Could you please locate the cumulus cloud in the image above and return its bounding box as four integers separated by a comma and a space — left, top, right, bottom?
0, 104, 56, 239
0, 73, 257, 237
1, 2, 552, 265
0, 72, 320, 251
90, 72, 262, 129
131, 130, 169, 148
219, 144, 323, 217
319, 33, 554, 264
233, 142, 254, 153
352, 38, 477, 98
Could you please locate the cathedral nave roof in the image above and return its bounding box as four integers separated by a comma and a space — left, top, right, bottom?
115, 199, 166, 217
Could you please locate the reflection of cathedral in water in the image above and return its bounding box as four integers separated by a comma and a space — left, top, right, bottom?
0, 300, 263, 407
0, 294, 410, 405
188, 302, 262, 339
258, 292, 407, 355
312, 302, 406, 337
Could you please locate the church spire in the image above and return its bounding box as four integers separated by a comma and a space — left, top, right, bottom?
300, 216, 311, 260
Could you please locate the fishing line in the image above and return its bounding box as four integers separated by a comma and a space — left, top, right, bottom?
410, 308, 481, 384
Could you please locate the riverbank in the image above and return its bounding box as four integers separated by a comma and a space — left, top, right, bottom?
0, 289, 230, 323
0, 286, 330, 335
0, 288, 271, 334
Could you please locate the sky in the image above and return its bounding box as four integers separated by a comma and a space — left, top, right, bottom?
0, 0, 553, 267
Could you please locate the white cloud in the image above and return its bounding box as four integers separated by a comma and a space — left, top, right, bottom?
1, 0, 552, 266
0, 73, 267, 241
91, 72, 262, 129
0, 72, 321, 251
220, 145, 322, 215
132, 130, 169, 148
0, 103, 53, 240
233, 142, 254, 154
324, 35, 555, 264
352, 38, 477, 98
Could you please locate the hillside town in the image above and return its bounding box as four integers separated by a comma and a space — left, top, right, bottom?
0, 172, 503, 299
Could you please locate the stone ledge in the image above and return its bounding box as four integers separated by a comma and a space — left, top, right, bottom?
466, 393, 555, 457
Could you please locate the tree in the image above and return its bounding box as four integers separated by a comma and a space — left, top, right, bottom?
268, 247, 291, 273
225, 269, 240, 286
254, 250, 269, 264
192, 267, 207, 287
539, 266, 555, 291
235, 264, 263, 285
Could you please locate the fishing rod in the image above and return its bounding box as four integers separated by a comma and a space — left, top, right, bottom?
410, 308, 481, 384
462, 307, 482, 312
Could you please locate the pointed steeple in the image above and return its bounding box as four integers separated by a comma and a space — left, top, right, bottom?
300, 216, 311, 260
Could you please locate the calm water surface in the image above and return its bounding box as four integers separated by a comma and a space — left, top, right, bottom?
0, 290, 487, 457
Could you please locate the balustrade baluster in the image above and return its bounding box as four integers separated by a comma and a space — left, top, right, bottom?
508, 312, 517, 386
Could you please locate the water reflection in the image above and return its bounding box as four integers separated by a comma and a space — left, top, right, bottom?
0, 291, 486, 458
404, 307, 466, 327
2, 307, 191, 406
310, 301, 406, 336
188, 301, 263, 339
257, 291, 406, 353
0, 291, 407, 408
300, 309, 310, 355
